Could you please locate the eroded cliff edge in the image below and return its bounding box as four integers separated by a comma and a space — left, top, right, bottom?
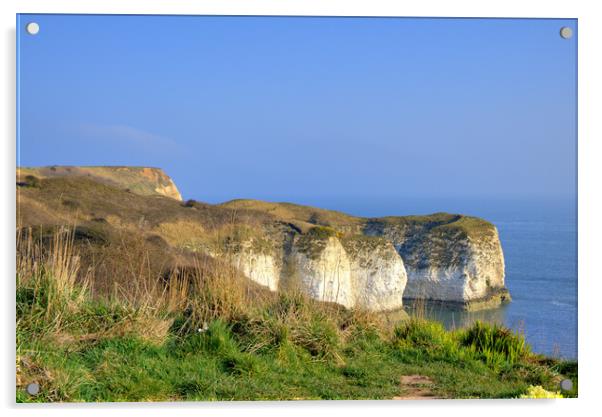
17, 166, 182, 200
16, 167, 509, 312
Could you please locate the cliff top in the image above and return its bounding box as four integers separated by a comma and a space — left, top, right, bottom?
16, 167, 497, 250
220, 199, 361, 231
222, 199, 496, 240
17, 166, 182, 201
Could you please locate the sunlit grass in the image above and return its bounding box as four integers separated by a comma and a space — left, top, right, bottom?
16, 227, 577, 402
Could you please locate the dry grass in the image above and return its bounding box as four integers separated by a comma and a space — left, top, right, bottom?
17, 226, 91, 325
219, 199, 361, 230
16, 223, 274, 340
152, 220, 206, 249
17, 223, 386, 354
18, 166, 182, 200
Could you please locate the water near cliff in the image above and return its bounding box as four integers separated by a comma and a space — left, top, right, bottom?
290, 196, 577, 359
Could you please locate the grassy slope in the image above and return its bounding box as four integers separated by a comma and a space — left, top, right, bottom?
18, 323, 575, 402
16, 229, 577, 402
17, 294, 577, 402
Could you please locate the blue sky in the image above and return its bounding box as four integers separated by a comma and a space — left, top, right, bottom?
17, 15, 577, 209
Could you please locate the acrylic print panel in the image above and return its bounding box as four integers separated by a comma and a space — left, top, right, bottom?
16, 14, 577, 402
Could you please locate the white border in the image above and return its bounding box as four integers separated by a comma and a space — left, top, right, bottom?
2, 1, 600, 416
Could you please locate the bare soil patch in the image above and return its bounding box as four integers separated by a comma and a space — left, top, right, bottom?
393, 375, 442, 400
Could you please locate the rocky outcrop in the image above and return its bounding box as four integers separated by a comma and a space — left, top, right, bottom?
341, 235, 408, 311
292, 235, 355, 308
223, 228, 408, 312
363, 214, 509, 310
230, 249, 280, 292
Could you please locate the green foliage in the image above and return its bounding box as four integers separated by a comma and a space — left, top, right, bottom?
295, 226, 344, 259
306, 225, 342, 239
459, 321, 530, 368
394, 319, 449, 349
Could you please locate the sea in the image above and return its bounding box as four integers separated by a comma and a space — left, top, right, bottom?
298, 196, 578, 359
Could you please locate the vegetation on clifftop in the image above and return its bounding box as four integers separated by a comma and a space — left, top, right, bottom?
18, 166, 182, 200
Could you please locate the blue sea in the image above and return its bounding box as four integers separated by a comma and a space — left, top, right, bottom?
297, 196, 578, 359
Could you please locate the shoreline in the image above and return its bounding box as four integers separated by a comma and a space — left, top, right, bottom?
404, 287, 512, 312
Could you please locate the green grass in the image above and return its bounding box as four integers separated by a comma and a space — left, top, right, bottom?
18, 315, 574, 402
17, 262, 576, 402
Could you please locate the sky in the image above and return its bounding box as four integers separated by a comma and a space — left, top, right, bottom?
17, 15, 577, 213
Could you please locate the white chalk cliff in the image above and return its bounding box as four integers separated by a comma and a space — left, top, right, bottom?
221, 215, 508, 312
227, 233, 408, 311
363, 215, 509, 309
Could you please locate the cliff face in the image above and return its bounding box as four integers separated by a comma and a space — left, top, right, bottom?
363, 215, 508, 309
16, 167, 509, 312
229, 247, 280, 292
219, 213, 508, 311
215, 230, 407, 311
292, 236, 355, 308
341, 236, 408, 311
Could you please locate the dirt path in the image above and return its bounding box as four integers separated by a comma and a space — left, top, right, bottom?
392, 375, 442, 400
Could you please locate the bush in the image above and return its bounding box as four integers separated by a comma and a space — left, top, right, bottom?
460, 321, 530, 367
18, 175, 41, 188
296, 317, 341, 361
306, 225, 341, 239
394, 319, 449, 349
183, 199, 196, 208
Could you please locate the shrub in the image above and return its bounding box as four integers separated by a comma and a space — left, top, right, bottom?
460, 321, 530, 367
231, 291, 343, 362
306, 225, 341, 239
73, 225, 110, 245
394, 319, 449, 349
295, 316, 341, 361
24, 175, 41, 188
18, 175, 41, 188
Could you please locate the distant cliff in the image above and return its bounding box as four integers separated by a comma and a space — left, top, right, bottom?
16, 167, 509, 312
17, 166, 182, 200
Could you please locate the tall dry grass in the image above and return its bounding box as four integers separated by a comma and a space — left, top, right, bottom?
16, 223, 389, 362
16, 226, 90, 327
16, 224, 270, 336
